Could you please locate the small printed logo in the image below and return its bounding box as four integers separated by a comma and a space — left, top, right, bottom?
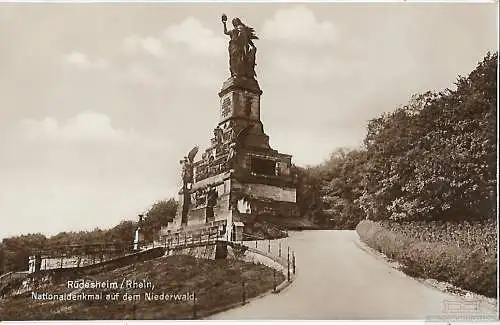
442, 299, 481, 314
425, 298, 497, 323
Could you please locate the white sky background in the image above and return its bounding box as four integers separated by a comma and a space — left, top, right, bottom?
0, 3, 497, 239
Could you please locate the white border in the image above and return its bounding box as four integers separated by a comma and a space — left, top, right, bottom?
0, 1, 498, 324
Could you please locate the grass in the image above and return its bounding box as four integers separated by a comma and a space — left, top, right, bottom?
0, 255, 284, 320
356, 220, 497, 298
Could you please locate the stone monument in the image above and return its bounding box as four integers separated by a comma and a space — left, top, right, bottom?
164, 15, 299, 241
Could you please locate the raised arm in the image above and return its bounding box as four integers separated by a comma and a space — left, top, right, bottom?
223, 22, 230, 36
222, 14, 230, 36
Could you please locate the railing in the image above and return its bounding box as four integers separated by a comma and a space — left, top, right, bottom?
0, 272, 15, 286
148, 223, 224, 251
0, 271, 29, 298
158, 226, 297, 284
231, 236, 297, 285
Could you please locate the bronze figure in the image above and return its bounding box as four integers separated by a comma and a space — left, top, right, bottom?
222, 14, 258, 79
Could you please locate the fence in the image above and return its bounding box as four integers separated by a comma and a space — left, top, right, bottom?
158, 229, 297, 284
187, 237, 297, 319
28, 241, 139, 272
153, 226, 220, 250
0, 271, 29, 298
234, 237, 296, 283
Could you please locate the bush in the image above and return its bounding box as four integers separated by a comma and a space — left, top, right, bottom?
356, 220, 497, 298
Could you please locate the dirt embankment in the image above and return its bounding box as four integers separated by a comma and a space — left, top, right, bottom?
0, 255, 283, 320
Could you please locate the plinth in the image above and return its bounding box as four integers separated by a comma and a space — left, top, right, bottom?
164, 76, 299, 241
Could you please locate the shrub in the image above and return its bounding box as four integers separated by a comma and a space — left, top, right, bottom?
356, 220, 497, 298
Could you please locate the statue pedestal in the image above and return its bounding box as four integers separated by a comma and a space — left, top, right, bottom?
219, 76, 262, 97
217, 76, 270, 150
164, 74, 299, 238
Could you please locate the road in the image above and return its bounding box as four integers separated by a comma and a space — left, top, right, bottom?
210, 230, 498, 320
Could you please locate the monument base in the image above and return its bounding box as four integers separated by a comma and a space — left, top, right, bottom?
164, 75, 299, 240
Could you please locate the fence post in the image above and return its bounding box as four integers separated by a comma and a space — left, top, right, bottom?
292, 251, 296, 274
192, 292, 197, 319
287, 247, 290, 282
273, 269, 277, 292
242, 281, 246, 305
268, 240, 271, 253
279, 241, 281, 257
255, 240, 257, 248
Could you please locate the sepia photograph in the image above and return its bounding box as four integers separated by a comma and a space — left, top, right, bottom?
0, 1, 498, 322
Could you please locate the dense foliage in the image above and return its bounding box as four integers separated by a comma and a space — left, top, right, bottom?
362, 52, 496, 222
380, 219, 496, 254
295, 149, 368, 229
357, 220, 497, 298
299, 52, 497, 227
143, 199, 178, 242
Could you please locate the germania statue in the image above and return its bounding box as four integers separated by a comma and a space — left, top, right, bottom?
222, 14, 259, 79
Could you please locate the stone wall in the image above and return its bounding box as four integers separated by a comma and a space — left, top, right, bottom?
166, 244, 217, 260
213, 193, 231, 222
183, 192, 230, 227
250, 200, 301, 218
242, 183, 296, 203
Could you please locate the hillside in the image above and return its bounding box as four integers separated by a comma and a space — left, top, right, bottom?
0, 255, 283, 320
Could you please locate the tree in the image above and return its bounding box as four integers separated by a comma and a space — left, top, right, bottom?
295, 148, 368, 229
143, 199, 178, 241
360, 52, 497, 222
2, 233, 47, 272
107, 220, 137, 249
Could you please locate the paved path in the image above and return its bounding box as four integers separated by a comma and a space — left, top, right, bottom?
210, 230, 498, 320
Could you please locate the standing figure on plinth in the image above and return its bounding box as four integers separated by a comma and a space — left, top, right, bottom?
181, 157, 194, 186
206, 187, 218, 222
222, 14, 259, 79
180, 146, 198, 225
214, 125, 223, 145
226, 142, 237, 170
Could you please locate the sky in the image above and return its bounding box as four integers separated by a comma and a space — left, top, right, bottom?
0, 3, 497, 239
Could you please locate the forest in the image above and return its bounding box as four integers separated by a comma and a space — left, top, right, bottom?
296, 52, 496, 229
